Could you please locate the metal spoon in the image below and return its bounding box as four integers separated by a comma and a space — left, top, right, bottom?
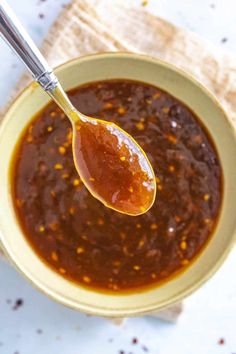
0, 1, 156, 216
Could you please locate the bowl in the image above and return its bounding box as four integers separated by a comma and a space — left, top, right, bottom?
0, 52, 236, 317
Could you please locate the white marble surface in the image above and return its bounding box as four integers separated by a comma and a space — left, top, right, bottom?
1, 1, 236, 354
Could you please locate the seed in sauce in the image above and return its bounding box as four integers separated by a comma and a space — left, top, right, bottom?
135, 121, 145, 131
73, 179, 80, 186
83, 276, 91, 283
51, 252, 58, 261
58, 146, 66, 154
204, 194, 210, 201
150, 223, 158, 230
180, 241, 187, 250
59, 268, 66, 274
117, 106, 126, 115
76, 247, 84, 254
54, 163, 63, 170
133, 265, 141, 271
97, 218, 104, 225
168, 165, 175, 172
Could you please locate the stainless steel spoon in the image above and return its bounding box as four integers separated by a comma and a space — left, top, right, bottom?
0, 0, 156, 216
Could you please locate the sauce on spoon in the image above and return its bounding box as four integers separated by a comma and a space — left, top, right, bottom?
73, 117, 156, 216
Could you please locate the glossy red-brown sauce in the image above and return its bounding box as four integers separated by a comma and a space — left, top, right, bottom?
73, 117, 156, 215
11, 80, 222, 292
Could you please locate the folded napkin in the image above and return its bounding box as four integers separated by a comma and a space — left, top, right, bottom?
1, 0, 236, 322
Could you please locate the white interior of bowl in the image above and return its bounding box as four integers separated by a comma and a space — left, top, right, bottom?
0, 53, 236, 317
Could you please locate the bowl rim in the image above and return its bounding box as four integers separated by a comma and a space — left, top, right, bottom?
0, 51, 236, 317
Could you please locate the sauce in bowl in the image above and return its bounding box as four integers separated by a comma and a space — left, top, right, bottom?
11, 79, 222, 292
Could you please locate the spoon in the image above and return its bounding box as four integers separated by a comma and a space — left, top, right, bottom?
0, 1, 156, 216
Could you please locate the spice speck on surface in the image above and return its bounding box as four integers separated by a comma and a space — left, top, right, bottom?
142, 345, 149, 352
218, 338, 225, 345
221, 37, 228, 43
12, 298, 23, 311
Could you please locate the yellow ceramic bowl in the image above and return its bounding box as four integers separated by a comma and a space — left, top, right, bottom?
0, 53, 236, 317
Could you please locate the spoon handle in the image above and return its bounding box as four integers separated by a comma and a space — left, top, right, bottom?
0, 0, 58, 91
0, 0, 77, 119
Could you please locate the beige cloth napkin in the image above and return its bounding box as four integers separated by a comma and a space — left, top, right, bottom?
1, 0, 236, 322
